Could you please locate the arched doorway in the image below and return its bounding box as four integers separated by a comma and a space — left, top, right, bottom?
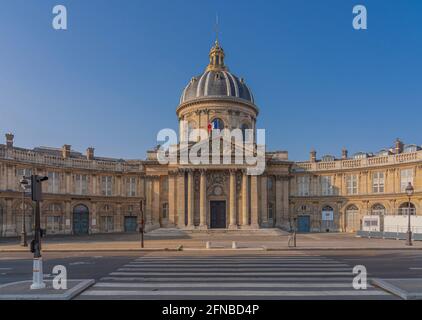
73, 204, 89, 235
398, 202, 416, 216
321, 205, 334, 232
346, 204, 360, 232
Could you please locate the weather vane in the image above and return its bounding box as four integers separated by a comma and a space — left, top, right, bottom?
214, 13, 219, 44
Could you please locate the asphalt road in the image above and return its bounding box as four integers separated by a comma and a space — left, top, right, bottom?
1, 250, 421, 300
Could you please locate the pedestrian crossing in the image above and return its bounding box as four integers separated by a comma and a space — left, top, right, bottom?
80, 255, 393, 299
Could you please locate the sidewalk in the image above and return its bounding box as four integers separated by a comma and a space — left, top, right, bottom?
1, 230, 422, 252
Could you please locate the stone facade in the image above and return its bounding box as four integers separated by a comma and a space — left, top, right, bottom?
0, 41, 420, 237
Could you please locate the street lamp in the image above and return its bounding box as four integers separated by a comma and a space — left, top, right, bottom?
19, 177, 29, 247
405, 182, 414, 246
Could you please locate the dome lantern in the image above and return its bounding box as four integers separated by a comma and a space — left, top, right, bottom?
206, 40, 227, 72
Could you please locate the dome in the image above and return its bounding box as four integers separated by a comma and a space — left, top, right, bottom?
179, 41, 255, 105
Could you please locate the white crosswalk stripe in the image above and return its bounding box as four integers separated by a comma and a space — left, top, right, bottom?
80, 255, 392, 299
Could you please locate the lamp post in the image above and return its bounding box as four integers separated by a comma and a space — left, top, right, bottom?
19, 177, 29, 247
405, 182, 414, 246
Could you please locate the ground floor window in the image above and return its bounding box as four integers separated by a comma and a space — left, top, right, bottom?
162, 203, 168, 219
398, 202, 416, 215
47, 216, 63, 233
100, 216, 114, 233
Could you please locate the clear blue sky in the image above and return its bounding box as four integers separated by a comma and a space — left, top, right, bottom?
0, 0, 421, 161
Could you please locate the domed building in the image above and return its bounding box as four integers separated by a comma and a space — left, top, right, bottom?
0, 40, 421, 237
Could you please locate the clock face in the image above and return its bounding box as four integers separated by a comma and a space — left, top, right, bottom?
214, 186, 223, 196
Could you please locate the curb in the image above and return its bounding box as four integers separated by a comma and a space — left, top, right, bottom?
2, 246, 422, 253
0, 279, 95, 300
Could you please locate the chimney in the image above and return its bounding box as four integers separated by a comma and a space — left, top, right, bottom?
342, 148, 348, 160
395, 138, 403, 154
310, 149, 317, 162
62, 144, 71, 159
5, 133, 14, 148
86, 147, 95, 160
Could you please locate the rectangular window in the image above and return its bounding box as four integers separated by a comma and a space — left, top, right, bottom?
100, 216, 114, 232
47, 216, 63, 233
101, 176, 113, 196
321, 176, 333, 195
162, 203, 168, 219
372, 172, 385, 193
75, 174, 88, 195
297, 176, 310, 196
346, 174, 358, 195
400, 168, 414, 192
17, 168, 32, 178
127, 177, 136, 197
47, 172, 60, 193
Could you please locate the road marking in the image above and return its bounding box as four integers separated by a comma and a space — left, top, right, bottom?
110, 271, 353, 276
117, 267, 352, 272
94, 282, 370, 288
0, 268, 12, 271
124, 263, 350, 268
100, 276, 356, 282
409, 267, 422, 270
81, 289, 389, 297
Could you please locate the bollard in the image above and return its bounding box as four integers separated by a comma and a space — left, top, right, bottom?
232, 241, 237, 249
30, 258, 46, 290
206, 241, 211, 249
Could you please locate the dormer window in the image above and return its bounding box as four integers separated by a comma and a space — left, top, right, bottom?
403, 144, 418, 153
321, 155, 335, 162
353, 152, 367, 159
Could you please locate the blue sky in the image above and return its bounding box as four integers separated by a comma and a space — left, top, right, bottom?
0, 0, 421, 161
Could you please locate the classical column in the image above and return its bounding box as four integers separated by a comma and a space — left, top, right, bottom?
187, 170, 194, 228
282, 178, 290, 228
115, 203, 122, 232
241, 170, 249, 226
260, 175, 268, 227
152, 177, 160, 227
275, 176, 283, 227
250, 175, 259, 228
229, 170, 237, 229
168, 171, 176, 227
5, 198, 14, 236
91, 202, 98, 234
177, 170, 186, 228
145, 177, 153, 225
199, 170, 207, 229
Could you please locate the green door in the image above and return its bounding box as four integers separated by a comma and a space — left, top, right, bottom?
124, 216, 138, 232
73, 205, 89, 235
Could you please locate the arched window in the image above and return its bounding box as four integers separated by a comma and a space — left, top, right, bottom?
398, 202, 416, 215
211, 118, 224, 130
372, 204, 386, 216
346, 204, 360, 232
